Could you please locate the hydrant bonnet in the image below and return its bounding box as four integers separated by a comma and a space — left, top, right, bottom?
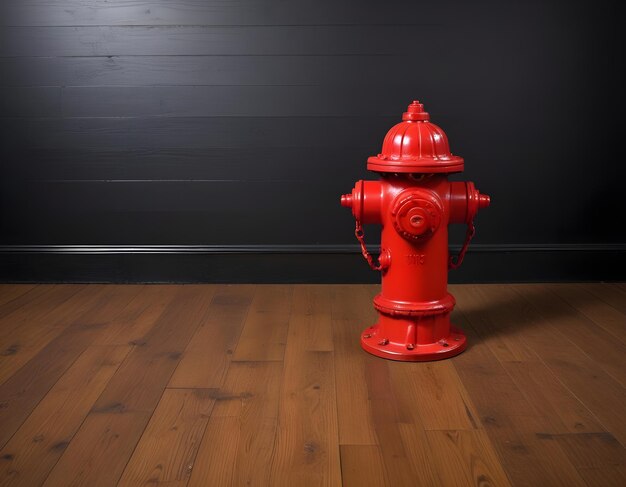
367, 100, 464, 174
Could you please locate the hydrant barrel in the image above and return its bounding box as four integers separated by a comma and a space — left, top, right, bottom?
341, 101, 490, 361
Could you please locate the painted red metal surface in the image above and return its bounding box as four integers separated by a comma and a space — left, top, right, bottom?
340, 101, 490, 361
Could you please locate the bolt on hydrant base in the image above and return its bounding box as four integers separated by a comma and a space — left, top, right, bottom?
340, 100, 490, 362
361, 324, 467, 362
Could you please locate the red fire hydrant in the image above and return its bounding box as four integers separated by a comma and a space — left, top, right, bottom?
340, 101, 490, 361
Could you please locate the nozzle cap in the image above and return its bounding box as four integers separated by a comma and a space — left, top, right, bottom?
341, 194, 353, 208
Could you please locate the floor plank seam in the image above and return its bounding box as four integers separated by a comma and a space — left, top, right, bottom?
509, 285, 626, 394
0, 329, 94, 452
40, 344, 134, 486
0, 285, 39, 311
586, 284, 626, 315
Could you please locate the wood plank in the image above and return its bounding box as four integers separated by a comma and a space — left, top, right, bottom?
0, 285, 142, 448
514, 284, 626, 387
168, 285, 255, 388
456, 284, 626, 440
0, 1, 464, 27
75, 285, 216, 414
544, 432, 626, 487
0, 284, 36, 308
396, 423, 445, 486
0, 284, 119, 385
43, 285, 216, 487
232, 284, 292, 361
43, 410, 150, 487
269, 285, 340, 486
0, 285, 55, 321
96, 284, 180, 346
500, 285, 626, 445
339, 445, 388, 487
583, 283, 626, 316
204, 361, 282, 420
3, 116, 384, 152
548, 283, 626, 345
0, 55, 427, 88
576, 465, 626, 487
186, 417, 240, 487
503, 361, 605, 434
0, 25, 440, 57
448, 304, 542, 423
286, 285, 334, 353
269, 350, 340, 486
188, 361, 283, 487
0, 345, 130, 487
389, 359, 480, 431
539, 432, 626, 469
364, 357, 440, 486
515, 417, 590, 487
2, 86, 413, 119
118, 389, 216, 486
379, 358, 485, 484
450, 298, 587, 486
450, 284, 538, 364
425, 429, 512, 487
453, 284, 606, 435
0, 284, 83, 340
5, 146, 363, 182
331, 284, 379, 445
0, 322, 59, 384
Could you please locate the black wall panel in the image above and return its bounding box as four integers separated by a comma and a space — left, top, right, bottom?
0, 0, 623, 282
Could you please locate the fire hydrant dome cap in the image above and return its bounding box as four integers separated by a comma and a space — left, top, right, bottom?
367, 101, 464, 174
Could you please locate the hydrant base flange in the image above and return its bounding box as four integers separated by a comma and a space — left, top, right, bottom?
360, 325, 467, 362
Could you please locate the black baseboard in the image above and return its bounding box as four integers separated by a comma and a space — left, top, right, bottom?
0, 244, 624, 283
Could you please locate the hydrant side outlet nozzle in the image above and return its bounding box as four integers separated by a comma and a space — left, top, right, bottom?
340, 100, 491, 362
479, 194, 491, 209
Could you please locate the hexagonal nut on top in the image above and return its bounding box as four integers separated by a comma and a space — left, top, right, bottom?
391, 190, 443, 241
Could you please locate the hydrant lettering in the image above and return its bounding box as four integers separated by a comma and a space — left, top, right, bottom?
406, 254, 425, 266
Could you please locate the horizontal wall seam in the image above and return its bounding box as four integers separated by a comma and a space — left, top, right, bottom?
0, 244, 624, 255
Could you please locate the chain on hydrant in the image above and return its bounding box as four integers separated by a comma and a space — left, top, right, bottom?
449, 221, 475, 270
340, 100, 490, 361
354, 220, 383, 271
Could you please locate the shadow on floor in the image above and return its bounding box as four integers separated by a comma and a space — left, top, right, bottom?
450, 283, 613, 345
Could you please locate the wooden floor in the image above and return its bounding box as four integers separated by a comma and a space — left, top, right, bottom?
0, 284, 625, 486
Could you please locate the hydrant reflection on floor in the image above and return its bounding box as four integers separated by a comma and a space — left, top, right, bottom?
340, 101, 490, 361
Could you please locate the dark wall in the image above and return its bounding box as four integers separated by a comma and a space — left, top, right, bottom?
0, 0, 623, 282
